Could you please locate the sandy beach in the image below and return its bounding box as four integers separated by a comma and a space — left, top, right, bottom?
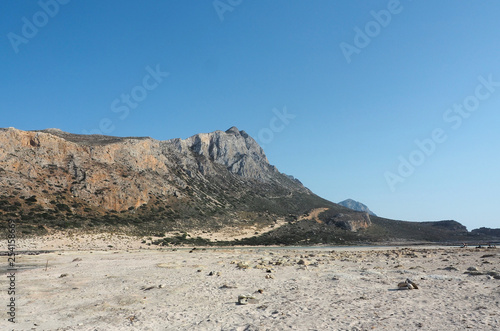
1, 236, 499, 330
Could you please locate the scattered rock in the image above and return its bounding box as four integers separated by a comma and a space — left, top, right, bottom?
265, 274, 275, 279
467, 266, 479, 272
237, 262, 250, 269
465, 270, 484, 276
72, 258, 82, 262
408, 279, 419, 289
397, 278, 419, 290
59, 273, 68, 278
220, 284, 238, 289
442, 266, 459, 271
297, 259, 309, 266
481, 254, 496, 258
238, 294, 258, 305
397, 282, 410, 289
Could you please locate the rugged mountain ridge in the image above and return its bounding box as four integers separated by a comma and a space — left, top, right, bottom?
0, 126, 341, 236
171, 126, 277, 180
0, 126, 305, 211
0, 127, 484, 243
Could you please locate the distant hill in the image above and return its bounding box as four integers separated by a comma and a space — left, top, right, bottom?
338, 199, 377, 216
470, 227, 500, 239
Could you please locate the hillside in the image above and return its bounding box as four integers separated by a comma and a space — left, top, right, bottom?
0, 127, 339, 236
0, 127, 483, 244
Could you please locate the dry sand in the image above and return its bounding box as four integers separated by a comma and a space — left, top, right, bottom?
1, 236, 500, 330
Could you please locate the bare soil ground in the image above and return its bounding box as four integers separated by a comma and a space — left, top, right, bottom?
1, 237, 499, 330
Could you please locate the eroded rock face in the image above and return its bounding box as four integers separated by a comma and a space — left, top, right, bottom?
0, 128, 175, 211
0, 126, 305, 212
168, 126, 275, 179
324, 212, 372, 232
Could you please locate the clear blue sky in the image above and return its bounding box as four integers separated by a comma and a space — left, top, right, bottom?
2, 0, 500, 230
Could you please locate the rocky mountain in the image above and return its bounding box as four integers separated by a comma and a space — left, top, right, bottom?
0, 127, 335, 235
0, 126, 301, 210
338, 199, 377, 216
0, 127, 478, 244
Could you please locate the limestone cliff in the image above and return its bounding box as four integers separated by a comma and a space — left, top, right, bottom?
169, 127, 278, 180
0, 126, 311, 212
0, 126, 333, 236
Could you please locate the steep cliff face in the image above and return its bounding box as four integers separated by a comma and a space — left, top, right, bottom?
0, 127, 177, 211
0, 126, 309, 210
168, 127, 278, 180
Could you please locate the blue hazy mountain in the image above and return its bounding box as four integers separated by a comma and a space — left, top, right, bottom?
338, 199, 377, 216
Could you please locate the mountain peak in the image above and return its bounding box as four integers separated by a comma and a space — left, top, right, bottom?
225, 126, 241, 135
0, 126, 307, 214
338, 199, 377, 216
171, 126, 275, 180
